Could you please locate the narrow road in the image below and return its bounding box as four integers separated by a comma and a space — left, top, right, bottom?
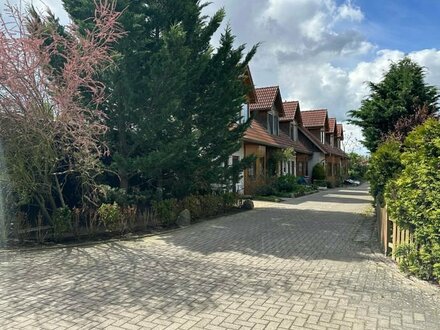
1, 185, 439, 329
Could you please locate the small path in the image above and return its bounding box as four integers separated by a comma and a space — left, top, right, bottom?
1, 184, 439, 329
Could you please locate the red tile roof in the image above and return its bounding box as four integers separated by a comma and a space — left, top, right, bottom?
244, 120, 313, 154
244, 120, 292, 148
302, 109, 328, 128
328, 118, 336, 133
292, 140, 313, 155
280, 101, 299, 122
337, 124, 344, 139
299, 126, 347, 158
249, 86, 279, 111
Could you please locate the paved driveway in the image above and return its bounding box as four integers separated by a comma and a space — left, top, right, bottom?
1, 185, 439, 329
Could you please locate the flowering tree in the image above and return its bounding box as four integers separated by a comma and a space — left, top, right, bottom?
0, 1, 123, 222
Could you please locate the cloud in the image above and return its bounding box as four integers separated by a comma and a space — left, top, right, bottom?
336, 1, 364, 22
2, 0, 70, 23
3, 0, 440, 155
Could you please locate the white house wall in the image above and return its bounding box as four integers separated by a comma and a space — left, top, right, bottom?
229, 143, 245, 194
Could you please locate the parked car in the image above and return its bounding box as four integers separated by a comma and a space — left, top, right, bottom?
344, 179, 360, 186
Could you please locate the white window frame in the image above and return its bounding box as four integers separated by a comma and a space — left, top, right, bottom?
267, 108, 279, 136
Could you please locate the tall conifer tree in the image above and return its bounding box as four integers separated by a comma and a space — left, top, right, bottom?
63, 0, 257, 198
349, 58, 438, 152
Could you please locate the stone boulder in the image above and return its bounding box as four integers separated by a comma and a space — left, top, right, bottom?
242, 199, 254, 210
176, 209, 191, 227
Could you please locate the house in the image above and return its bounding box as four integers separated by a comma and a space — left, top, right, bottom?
300, 109, 330, 172
241, 86, 294, 194
279, 101, 313, 177
228, 66, 258, 193
301, 109, 348, 185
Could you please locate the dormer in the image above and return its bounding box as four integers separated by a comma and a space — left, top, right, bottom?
327, 118, 337, 147
250, 86, 285, 136
301, 109, 330, 144
280, 101, 302, 142
336, 123, 344, 149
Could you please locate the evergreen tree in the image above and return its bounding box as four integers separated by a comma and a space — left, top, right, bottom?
62, 0, 257, 198
349, 58, 439, 152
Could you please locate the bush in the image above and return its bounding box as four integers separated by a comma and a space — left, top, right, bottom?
98, 203, 123, 232
274, 175, 299, 193
367, 138, 402, 205
52, 207, 72, 239
222, 192, 239, 209
181, 195, 203, 219
385, 119, 440, 282
255, 183, 277, 196
199, 194, 223, 217
312, 164, 325, 181
348, 152, 369, 180
314, 179, 327, 188
152, 199, 179, 227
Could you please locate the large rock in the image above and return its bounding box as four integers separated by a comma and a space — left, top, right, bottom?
242, 199, 254, 210
176, 209, 191, 227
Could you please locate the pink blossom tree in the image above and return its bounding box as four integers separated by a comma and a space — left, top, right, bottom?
0, 1, 123, 222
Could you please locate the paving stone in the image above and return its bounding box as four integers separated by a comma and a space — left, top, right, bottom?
1, 185, 439, 329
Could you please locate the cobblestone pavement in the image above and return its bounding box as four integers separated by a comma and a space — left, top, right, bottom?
1, 185, 440, 330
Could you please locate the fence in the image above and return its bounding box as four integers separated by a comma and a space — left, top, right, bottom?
376, 202, 413, 260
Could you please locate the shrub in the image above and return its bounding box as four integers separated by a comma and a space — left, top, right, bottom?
52, 207, 72, 239
312, 164, 325, 181
274, 175, 299, 193
293, 185, 306, 197
152, 199, 179, 227
98, 203, 122, 231
255, 183, 277, 196
181, 195, 203, 219
199, 194, 223, 217
222, 192, 239, 209
385, 119, 440, 282
314, 179, 327, 188
367, 138, 402, 205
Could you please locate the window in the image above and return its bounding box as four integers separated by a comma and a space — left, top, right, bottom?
267, 111, 279, 136
289, 122, 298, 141
320, 129, 325, 143
293, 121, 298, 141
232, 155, 239, 166
330, 134, 334, 147
240, 104, 249, 123
268, 113, 274, 134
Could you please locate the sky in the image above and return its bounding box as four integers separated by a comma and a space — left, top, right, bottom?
2, 0, 440, 154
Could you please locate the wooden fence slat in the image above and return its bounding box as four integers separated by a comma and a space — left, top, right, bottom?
377, 200, 414, 260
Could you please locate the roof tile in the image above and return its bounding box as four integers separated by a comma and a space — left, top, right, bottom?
244, 120, 312, 154
328, 118, 336, 133
249, 86, 279, 111
244, 120, 292, 148
302, 109, 328, 128
280, 101, 299, 122
337, 124, 344, 139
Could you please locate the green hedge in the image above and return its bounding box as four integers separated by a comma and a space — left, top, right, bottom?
385, 119, 440, 282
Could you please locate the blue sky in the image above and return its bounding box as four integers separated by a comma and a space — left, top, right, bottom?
356, 0, 440, 53
2, 0, 440, 154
